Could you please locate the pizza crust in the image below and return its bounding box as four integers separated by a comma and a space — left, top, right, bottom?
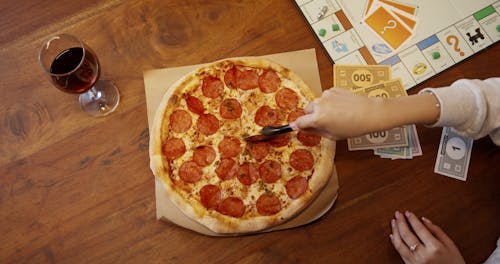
150, 57, 335, 234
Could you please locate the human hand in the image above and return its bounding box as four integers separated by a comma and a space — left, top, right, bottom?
390, 210, 465, 264
289, 88, 388, 140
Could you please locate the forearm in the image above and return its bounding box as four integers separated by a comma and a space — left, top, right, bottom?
294, 78, 499, 142
371, 93, 440, 131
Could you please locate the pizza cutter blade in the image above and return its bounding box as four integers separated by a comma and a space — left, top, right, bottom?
244, 124, 293, 142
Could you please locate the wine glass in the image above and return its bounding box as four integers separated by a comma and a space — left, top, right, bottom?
38, 34, 120, 117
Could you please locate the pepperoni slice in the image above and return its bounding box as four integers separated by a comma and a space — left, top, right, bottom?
220, 99, 242, 119
237, 162, 259, 185
287, 109, 305, 123
215, 158, 239, 180
217, 197, 245, 217
186, 95, 204, 115
255, 106, 279, 127
237, 69, 259, 90
219, 136, 242, 158
286, 176, 308, 199
258, 69, 280, 93
259, 160, 282, 183
178, 161, 202, 183
297, 131, 321, 147
162, 138, 186, 160
192, 146, 216, 166
275, 88, 299, 111
200, 185, 221, 210
224, 66, 238, 89
196, 114, 219, 135
256, 194, 281, 215
169, 110, 192, 133
269, 133, 291, 148
290, 149, 314, 171
202, 76, 224, 98
246, 141, 270, 161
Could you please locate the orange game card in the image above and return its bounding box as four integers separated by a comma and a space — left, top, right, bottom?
392, 8, 417, 29
365, 0, 375, 16
364, 6, 413, 49
378, 0, 417, 16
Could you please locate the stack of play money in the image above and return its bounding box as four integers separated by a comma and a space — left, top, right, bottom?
333, 64, 422, 159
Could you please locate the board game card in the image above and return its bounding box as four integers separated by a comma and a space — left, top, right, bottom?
364, 5, 414, 50
377, 3, 418, 30
365, 0, 418, 19
434, 127, 473, 181
364, 0, 374, 16
392, 9, 417, 30
378, 0, 417, 16
364, 0, 376, 18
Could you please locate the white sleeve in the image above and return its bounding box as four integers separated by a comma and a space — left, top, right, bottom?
484, 238, 500, 264
420, 78, 500, 146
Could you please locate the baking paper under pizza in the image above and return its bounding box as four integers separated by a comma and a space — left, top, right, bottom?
149, 58, 334, 234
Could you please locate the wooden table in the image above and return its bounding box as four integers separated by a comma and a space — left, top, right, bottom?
1, 1, 499, 263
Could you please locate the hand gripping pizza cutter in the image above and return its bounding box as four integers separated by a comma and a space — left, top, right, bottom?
244, 124, 293, 142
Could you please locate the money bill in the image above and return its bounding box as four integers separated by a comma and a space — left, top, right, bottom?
333, 64, 391, 91
374, 125, 421, 159
374, 125, 413, 159
409, 124, 422, 157
348, 79, 409, 151
354, 78, 408, 98
349, 127, 408, 151
374, 145, 412, 159
434, 127, 473, 181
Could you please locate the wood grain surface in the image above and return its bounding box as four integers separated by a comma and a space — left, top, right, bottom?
1, 1, 499, 263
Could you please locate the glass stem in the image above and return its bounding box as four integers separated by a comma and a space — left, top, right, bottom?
87, 86, 100, 101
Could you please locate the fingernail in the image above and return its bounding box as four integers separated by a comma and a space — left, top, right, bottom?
389, 234, 393, 241
405, 211, 411, 218
289, 122, 298, 130
422, 217, 432, 224
395, 211, 401, 219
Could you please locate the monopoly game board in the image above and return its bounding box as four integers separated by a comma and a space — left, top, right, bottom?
294, 0, 500, 89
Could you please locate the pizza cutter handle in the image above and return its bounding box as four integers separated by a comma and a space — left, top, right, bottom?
261, 124, 293, 136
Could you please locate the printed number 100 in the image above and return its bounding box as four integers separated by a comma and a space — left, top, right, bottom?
369, 131, 387, 138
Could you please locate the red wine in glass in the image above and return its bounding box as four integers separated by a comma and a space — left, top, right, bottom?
39, 34, 119, 117
50, 47, 100, 94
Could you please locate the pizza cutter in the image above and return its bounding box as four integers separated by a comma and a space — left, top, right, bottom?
244, 124, 293, 142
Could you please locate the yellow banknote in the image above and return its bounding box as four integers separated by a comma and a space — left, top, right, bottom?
334, 64, 391, 91
355, 78, 408, 98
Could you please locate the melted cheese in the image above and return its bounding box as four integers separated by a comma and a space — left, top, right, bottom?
165, 64, 322, 218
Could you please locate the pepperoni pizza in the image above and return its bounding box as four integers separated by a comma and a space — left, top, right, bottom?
150, 58, 335, 234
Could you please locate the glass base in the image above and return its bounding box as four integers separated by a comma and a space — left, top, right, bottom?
79, 80, 120, 117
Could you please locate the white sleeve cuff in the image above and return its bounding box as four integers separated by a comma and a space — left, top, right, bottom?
484, 237, 500, 264
419, 79, 487, 139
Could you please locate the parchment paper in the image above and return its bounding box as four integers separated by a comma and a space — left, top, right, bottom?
144, 49, 339, 236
